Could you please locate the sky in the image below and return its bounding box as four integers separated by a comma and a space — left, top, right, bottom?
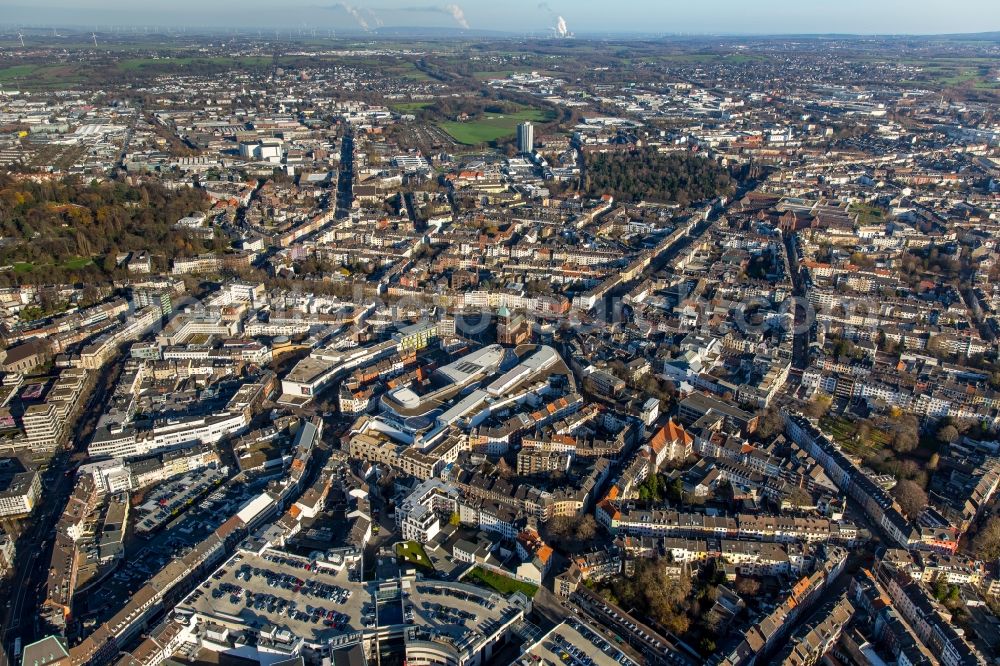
2, 0, 998, 36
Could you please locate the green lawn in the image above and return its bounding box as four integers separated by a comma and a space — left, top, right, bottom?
119, 57, 172, 70
849, 202, 885, 226
395, 541, 433, 569
892, 58, 1000, 91
0, 64, 86, 89
0, 65, 39, 81
820, 415, 857, 446
467, 567, 538, 598
8, 257, 93, 273
62, 257, 94, 270
438, 108, 554, 146
819, 415, 889, 459
385, 62, 434, 81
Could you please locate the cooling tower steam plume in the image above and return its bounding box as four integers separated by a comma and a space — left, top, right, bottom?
363, 8, 384, 27
556, 15, 568, 37
446, 4, 470, 29
329, 3, 370, 31
397, 4, 470, 29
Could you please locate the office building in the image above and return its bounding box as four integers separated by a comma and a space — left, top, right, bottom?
0, 458, 41, 517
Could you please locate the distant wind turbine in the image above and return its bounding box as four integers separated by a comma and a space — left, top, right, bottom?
91, 32, 98, 46
17, 32, 25, 47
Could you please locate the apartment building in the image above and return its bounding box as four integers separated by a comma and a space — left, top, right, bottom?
395, 478, 461, 543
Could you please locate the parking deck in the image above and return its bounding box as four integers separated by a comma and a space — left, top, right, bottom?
178, 549, 370, 642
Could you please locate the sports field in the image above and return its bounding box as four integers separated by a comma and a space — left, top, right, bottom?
438, 108, 553, 145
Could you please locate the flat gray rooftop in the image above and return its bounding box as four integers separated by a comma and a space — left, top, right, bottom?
519, 618, 640, 666
178, 549, 370, 642
177, 548, 524, 652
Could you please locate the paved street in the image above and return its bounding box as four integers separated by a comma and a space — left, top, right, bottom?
0, 354, 126, 662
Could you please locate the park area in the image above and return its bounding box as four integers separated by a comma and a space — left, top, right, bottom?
438, 108, 552, 145
819, 413, 892, 459
467, 567, 538, 598
12, 256, 93, 273
808, 400, 965, 520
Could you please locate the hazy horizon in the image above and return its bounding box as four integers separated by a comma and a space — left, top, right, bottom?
2, 0, 998, 37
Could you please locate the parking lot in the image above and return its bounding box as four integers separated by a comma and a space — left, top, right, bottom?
179, 549, 371, 640
521, 617, 639, 666
81, 482, 262, 625
177, 548, 527, 653
408, 580, 520, 645
134, 468, 227, 533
